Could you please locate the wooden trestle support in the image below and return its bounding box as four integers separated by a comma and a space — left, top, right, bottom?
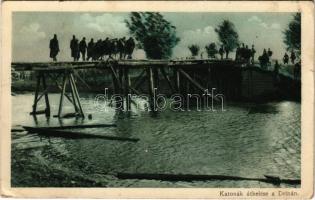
11, 59, 235, 116
30, 68, 84, 118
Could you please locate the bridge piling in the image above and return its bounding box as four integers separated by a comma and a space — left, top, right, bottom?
30, 72, 50, 116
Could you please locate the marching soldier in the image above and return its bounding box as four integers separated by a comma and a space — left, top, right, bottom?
49, 34, 59, 61
79, 37, 87, 61
283, 52, 289, 64
87, 38, 94, 61
70, 35, 79, 61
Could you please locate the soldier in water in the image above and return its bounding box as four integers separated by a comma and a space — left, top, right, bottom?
49, 34, 59, 61
87, 38, 94, 61
79, 37, 87, 61
70, 35, 79, 61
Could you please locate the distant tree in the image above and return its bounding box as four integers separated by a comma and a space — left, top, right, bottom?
205, 43, 218, 58
125, 12, 180, 59
215, 20, 239, 59
283, 13, 301, 56
188, 45, 200, 58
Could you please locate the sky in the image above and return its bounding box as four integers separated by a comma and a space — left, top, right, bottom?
12, 12, 295, 62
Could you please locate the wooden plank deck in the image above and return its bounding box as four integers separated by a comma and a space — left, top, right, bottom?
11, 59, 245, 71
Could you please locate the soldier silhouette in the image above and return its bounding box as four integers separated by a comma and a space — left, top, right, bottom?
235, 45, 240, 61
117, 37, 126, 59
87, 38, 94, 61
125, 37, 135, 59
49, 34, 59, 61
283, 52, 289, 64
239, 43, 245, 61
70, 35, 79, 61
251, 45, 256, 64
244, 45, 251, 64
79, 37, 87, 61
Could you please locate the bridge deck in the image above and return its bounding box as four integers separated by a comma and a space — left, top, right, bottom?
12, 59, 244, 71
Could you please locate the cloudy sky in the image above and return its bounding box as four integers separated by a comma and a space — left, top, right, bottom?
12, 12, 295, 62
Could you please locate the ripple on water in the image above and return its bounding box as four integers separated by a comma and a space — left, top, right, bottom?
11, 94, 301, 187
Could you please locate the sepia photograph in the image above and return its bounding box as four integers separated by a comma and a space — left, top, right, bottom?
1, 1, 314, 199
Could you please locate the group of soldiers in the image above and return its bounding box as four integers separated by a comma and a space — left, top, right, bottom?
49, 34, 136, 61
217, 43, 256, 64
258, 48, 274, 68
235, 44, 256, 64
283, 51, 297, 65
70, 35, 136, 61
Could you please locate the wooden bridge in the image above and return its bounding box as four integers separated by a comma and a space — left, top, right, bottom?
12, 59, 294, 118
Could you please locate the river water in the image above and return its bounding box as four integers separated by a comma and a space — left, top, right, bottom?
11, 93, 300, 187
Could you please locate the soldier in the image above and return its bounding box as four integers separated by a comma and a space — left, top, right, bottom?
283, 52, 289, 64
267, 48, 273, 57
49, 34, 59, 61
79, 37, 87, 61
274, 60, 280, 74
259, 49, 269, 69
94, 39, 103, 60
244, 45, 251, 64
219, 45, 224, 60
240, 43, 246, 61
251, 45, 256, 64
235, 45, 240, 61
87, 38, 94, 61
290, 51, 296, 64
117, 37, 126, 59
125, 37, 135, 59
70, 35, 79, 61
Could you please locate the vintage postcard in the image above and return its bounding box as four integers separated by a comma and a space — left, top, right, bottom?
0, 1, 314, 199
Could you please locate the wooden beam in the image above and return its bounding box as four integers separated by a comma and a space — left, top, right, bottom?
30, 73, 41, 115
69, 74, 79, 113
116, 173, 300, 185
178, 68, 206, 92
57, 73, 68, 117
147, 67, 155, 111
47, 73, 75, 105
132, 69, 146, 87
160, 67, 175, 93
124, 67, 131, 110
174, 68, 181, 93
41, 74, 50, 116
36, 124, 117, 129
23, 126, 139, 142
70, 73, 84, 118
